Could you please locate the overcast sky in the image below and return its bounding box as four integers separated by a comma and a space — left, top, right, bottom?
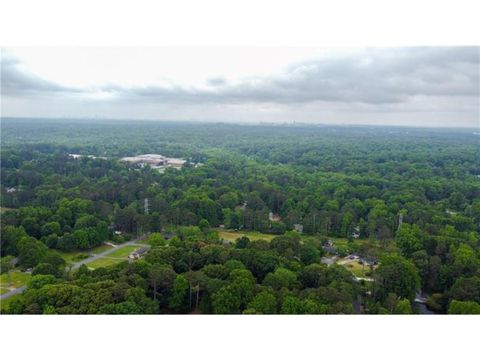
1, 47, 479, 127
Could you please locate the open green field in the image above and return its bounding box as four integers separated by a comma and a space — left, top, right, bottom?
0, 294, 21, 312
87, 257, 126, 269
54, 244, 116, 263
343, 260, 377, 278
331, 238, 355, 247
0, 288, 9, 295
1, 272, 30, 288
54, 249, 90, 263
108, 246, 142, 259
135, 237, 150, 244
90, 244, 116, 254
217, 229, 277, 242
216, 229, 357, 246
0, 271, 31, 290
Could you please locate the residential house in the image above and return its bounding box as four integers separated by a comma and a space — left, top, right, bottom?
129, 247, 149, 260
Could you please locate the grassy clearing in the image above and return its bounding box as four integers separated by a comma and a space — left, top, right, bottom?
0, 294, 21, 312
330, 238, 366, 248
55, 244, 116, 263
0, 288, 9, 295
343, 260, 376, 278
90, 245, 115, 254
108, 246, 142, 259
135, 237, 150, 244
217, 230, 276, 243
0, 271, 31, 289
54, 250, 89, 263
217, 229, 358, 247
331, 238, 351, 247
87, 257, 126, 269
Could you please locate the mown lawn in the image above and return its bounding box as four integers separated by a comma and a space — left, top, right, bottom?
0, 271, 31, 289
217, 230, 276, 242
343, 260, 376, 278
0, 294, 21, 312
87, 257, 126, 269
330, 238, 365, 248
135, 237, 150, 244
90, 244, 116, 254
108, 246, 142, 259
54, 244, 116, 263
0, 288, 9, 295
54, 250, 89, 263
217, 229, 358, 246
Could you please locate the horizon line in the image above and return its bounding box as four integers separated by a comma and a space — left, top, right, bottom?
1, 116, 479, 130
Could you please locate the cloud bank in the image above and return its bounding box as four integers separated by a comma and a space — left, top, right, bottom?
1, 47, 479, 126
1, 53, 81, 96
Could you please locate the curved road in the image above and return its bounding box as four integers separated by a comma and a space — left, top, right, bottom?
0, 285, 27, 301
0, 235, 149, 301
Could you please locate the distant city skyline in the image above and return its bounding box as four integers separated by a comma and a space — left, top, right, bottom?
2, 47, 479, 127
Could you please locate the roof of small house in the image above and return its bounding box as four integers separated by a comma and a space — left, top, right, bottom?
133, 247, 149, 256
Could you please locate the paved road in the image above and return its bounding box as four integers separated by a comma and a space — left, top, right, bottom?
0, 285, 27, 301
0, 235, 149, 301
414, 291, 436, 314
414, 292, 428, 304
353, 294, 362, 314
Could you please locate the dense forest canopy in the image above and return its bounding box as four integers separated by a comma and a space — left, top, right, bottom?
1, 118, 479, 314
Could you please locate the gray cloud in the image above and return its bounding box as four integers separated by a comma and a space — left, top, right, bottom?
4, 47, 478, 105
1, 47, 479, 127
95, 47, 479, 106
206, 77, 227, 87
1, 51, 82, 95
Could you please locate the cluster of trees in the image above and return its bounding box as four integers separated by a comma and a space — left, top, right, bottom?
1, 120, 479, 314
4, 229, 362, 314
391, 222, 480, 314
1, 198, 109, 257
0, 229, 66, 278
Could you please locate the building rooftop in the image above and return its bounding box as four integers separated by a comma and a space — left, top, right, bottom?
121, 154, 186, 169
134, 247, 149, 255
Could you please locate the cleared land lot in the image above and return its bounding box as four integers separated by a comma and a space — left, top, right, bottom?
91, 245, 116, 254
0, 271, 31, 291
343, 260, 377, 278
87, 257, 126, 269
54, 249, 90, 263
0, 293, 21, 311
107, 245, 143, 258
217, 230, 276, 242
55, 244, 117, 263
217, 229, 356, 246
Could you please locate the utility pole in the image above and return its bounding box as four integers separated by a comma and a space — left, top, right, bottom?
397, 213, 403, 232
144, 198, 149, 214
195, 284, 200, 310
189, 283, 192, 310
